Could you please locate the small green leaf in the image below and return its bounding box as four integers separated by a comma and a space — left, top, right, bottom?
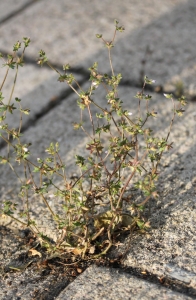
23, 37, 31, 48
15, 97, 21, 102
96, 34, 102, 38
144, 76, 156, 85
163, 93, 173, 99
13, 41, 21, 52
20, 108, 30, 115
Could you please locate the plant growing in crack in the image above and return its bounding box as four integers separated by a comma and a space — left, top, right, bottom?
0, 20, 187, 259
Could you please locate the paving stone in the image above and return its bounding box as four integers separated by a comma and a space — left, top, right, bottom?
0, 0, 31, 22
56, 265, 193, 300
0, 0, 185, 63
0, 65, 83, 135
0, 63, 54, 104
0, 225, 69, 300
1, 0, 195, 126
89, 0, 196, 93
0, 0, 190, 90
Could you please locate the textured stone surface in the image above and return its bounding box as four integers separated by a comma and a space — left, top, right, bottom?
90, 0, 196, 92
56, 265, 193, 300
0, 0, 186, 66
1, 0, 192, 97
0, 226, 69, 300
0, 63, 54, 104
0, 69, 83, 133
0, 0, 31, 22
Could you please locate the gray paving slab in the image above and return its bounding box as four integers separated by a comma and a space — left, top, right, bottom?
85, 0, 196, 95
0, 68, 83, 134
0, 0, 31, 22
0, 0, 185, 64
122, 167, 196, 290
1, 0, 193, 94
0, 226, 70, 300
0, 63, 53, 103
56, 265, 193, 300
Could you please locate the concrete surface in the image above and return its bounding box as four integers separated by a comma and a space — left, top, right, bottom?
0, 0, 32, 23
56, 265, 193, 300
0, 0, 187, 67
0, 0, 196, 299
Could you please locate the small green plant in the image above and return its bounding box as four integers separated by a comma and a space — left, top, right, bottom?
0, 20, 187, 259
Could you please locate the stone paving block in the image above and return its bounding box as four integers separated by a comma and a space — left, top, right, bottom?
0, 64, 83, 134
122, 193, 196, 290
0, 0, 31, 22
0, 226, 70, 300
0, 0, 190, 90
119, 94, 196, 292
0, 63, 53, 103
56, 265, 193, 300
88, 0, 196, 94
0, 0, 185, 63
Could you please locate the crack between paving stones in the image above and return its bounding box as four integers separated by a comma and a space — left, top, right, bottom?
0, 50, 157, 91
54, 262, 196, 299
33, 261, 196, 299
117, 265, 196, 299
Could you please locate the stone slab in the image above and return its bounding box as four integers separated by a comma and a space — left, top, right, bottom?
0, 0, 191, 91
0, 226, 70, 300
0, 62, 53, 103
89, 0, 196, 94
0, 0, 185, 64
56, 265, 193, 300
0, 0, 31, 22
0, 64, 83, 136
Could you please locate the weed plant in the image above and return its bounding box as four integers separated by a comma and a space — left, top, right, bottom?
0, 21, 186, 258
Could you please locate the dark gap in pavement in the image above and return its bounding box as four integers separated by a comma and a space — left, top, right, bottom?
0, 49, 157, 91
22, 56, 148, 90
118, 265, 196, 299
